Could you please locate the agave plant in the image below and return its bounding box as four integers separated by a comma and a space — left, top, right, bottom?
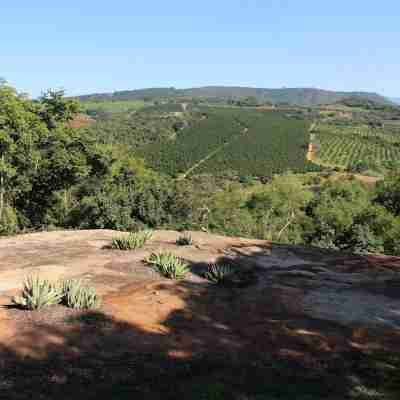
60, 278, 101, 310
12, 275, 63, 310
204, 263, 236, 284
111, 230, 153, 250
146, 252, 189, 280
175, 233, 194, 246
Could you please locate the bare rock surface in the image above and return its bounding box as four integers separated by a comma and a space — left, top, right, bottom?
0, 229, 400, 399
0, 229, 399, 330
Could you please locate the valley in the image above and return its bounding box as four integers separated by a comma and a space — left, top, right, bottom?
3, 2, 400, 399
80, 89, 400, 179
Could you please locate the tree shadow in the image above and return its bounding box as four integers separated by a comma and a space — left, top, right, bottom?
1, 254, 399, 399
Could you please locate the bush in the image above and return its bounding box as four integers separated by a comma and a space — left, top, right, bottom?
111, 230, 153, 250
146, 252, 189, 279
0, 206, 19, 235
343, 223, 384, 255
348, 160, 369, 174
60, 279, 101, 310
12, 276, 63, 310
375, 173, 400, 216
175, 233, 194, 246
204, 263, 236, 284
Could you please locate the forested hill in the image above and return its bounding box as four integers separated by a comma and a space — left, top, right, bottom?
76, 86, 392, 106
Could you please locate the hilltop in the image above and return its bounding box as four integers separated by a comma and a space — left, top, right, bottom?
0, 229, 400, 399
76, 86, 393, 106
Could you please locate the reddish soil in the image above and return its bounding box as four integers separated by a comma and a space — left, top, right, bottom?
0, 230, 399, 398
68, 114, 95, 129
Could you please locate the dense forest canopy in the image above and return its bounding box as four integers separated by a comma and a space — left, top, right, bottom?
1, 81, 399, 256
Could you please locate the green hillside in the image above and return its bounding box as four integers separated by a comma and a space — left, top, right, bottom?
137, 107, 315, 177
314, 122, 400, 172
75, 86, 392, 106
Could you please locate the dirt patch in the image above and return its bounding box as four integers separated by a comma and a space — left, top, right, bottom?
67, 114, 95, 129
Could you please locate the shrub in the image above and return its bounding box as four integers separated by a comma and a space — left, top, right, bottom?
175, 233, 194, 246
146, 252, 189, 279
375, 173, 400, 216
0, 205, 19, 235
12, 276, 63, 310
111, 230, 153, 250
348, 160, 369, 174
204, 263, 236, 284
60, 279, 101, 310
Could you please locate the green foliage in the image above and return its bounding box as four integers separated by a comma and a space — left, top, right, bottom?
315, 123, 400, 173
348, 160, 369, 174
140, 108, 311, 178
175, 233, 194, 246
2, 81, 400, 260
12, 276, 63, 310
75, 86, 391, 107
39, 89, 81, 128
207, 182, 257, 238
111, 230, 153, 250
204, 263, 236, 284
146, 252, 189, 279
0, 205, 19, 234
12, 275, 101, 311
83, 106, 186, 149
69, 156, 181, 230
302, 180, 397, 254
375, 172, 400, 216
60, 279, 101, 310
82, 99, 147, 117
247, 174, 313, 242
383, 217, 400, 256
338, 96, 398, 111
0, 82, 105, 232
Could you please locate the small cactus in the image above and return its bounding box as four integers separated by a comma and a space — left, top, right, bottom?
12, 276, 63, 310
146, 252, 189, 280
176, 233, 194, 246
111, 230, 153, 250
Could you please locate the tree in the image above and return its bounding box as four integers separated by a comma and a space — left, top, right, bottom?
246, 174, 313, 242
39, 89, 80, 128
0, 83, 100, 232
0, 81, 47, 226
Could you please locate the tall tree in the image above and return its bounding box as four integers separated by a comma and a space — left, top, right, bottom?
0, 82, 100, 231
0, 81, 47, 223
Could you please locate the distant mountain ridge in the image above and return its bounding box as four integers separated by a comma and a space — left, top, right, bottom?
391, 97, 400, 105
76, 86, 393, 107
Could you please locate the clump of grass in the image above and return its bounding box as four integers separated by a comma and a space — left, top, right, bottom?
146, 252, 189, 279
176, 233, 194, 246
60, 279, 102, 310
12, 276, 63, 310
111, 230, 153, 250
204, 263, 236, 285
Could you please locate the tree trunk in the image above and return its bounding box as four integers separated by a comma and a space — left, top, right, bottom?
277, 211, 295, 240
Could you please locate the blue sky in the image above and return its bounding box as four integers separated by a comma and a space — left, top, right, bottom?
1, 1, 399, 97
